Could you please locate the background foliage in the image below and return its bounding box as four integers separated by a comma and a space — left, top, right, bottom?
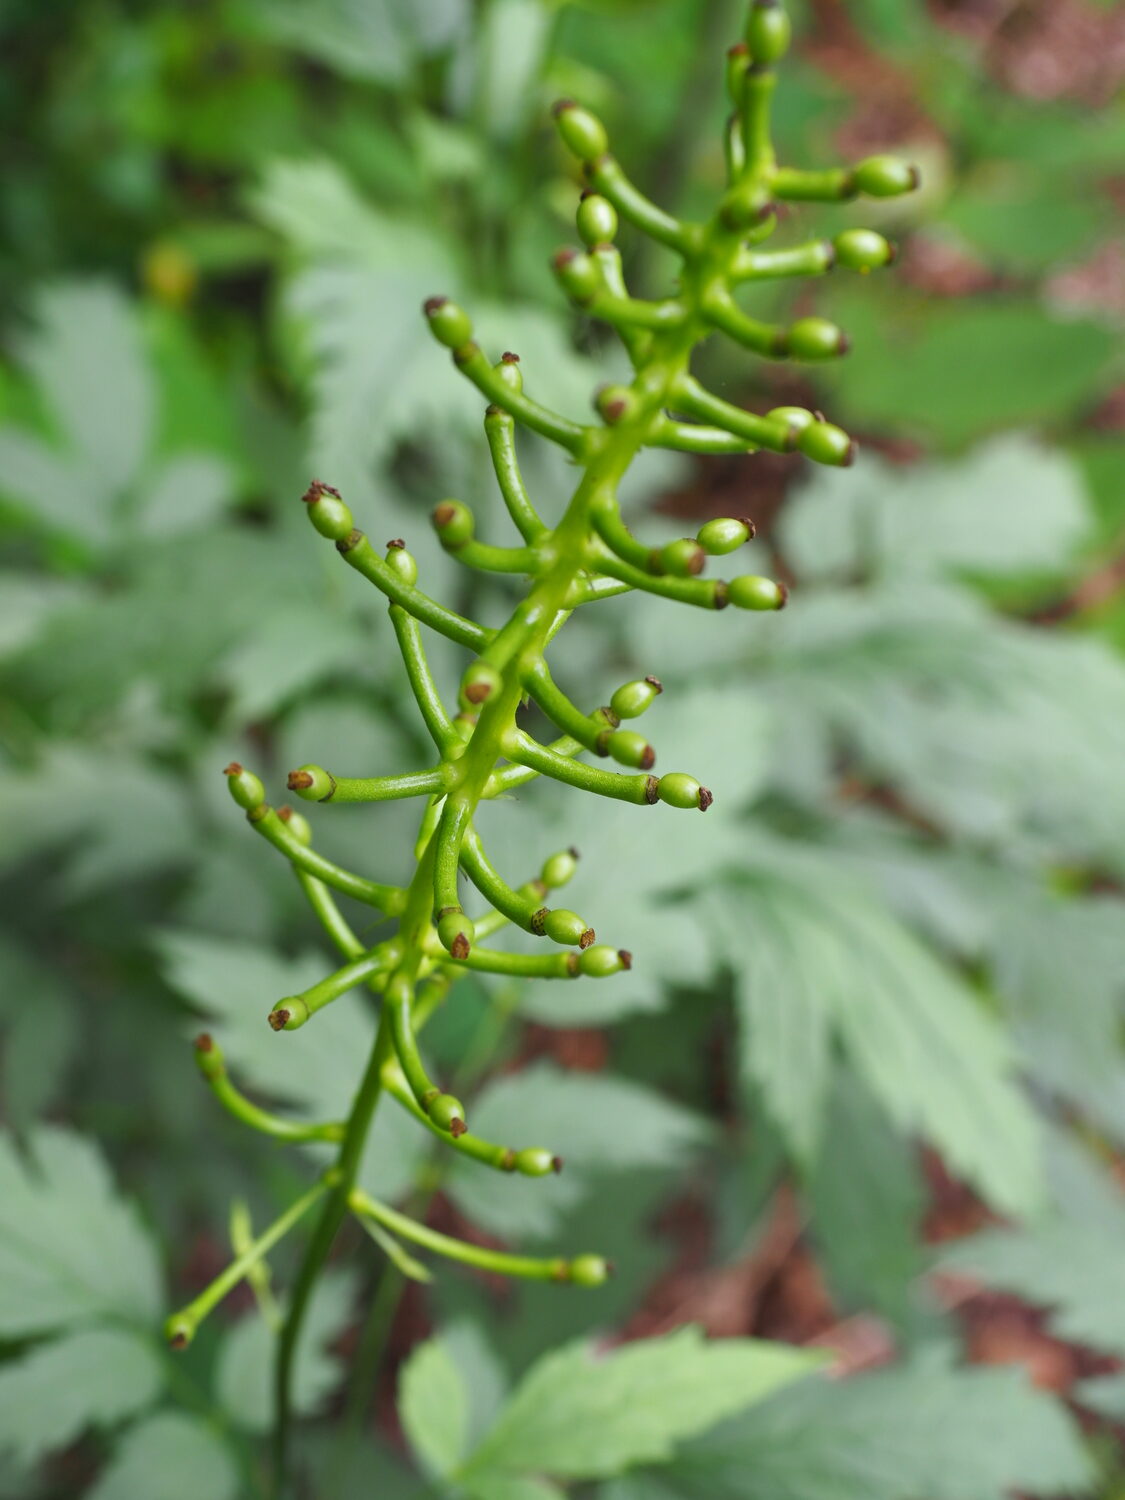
1, 0, 1123, 1495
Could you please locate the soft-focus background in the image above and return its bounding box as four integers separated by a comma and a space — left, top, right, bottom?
1, 1, 1124, 1496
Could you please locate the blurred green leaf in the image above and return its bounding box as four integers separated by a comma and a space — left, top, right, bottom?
87, 1411, 239, 1500
0, 938, 78, 1126
0, 1328, 164, 1469
464, 1327, 820, 1482
399, 1335, 471, 1480
0, 1127, 163, 1337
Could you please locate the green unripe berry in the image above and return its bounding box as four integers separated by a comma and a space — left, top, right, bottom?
539, 908, 595, 947
553, 248, 601, 304
657, 772, 712, 811
578, 944, 627, 977
194, 1032, 224, 1083
287, 764, 335, 802
798, 420, 856, 467
165, 1314, 195, 1350
224, 762, 266, 812
515, 1147, 560, 1177
696, 517, 754, 555
576, 193, 617, 247
437, 909, 474, 960
767, 405, 815, 435
302, 481, 354, 542
728, 574, 787, 611
726, 42, 750, 105
494, 352, 523, 393
552, 100, 609, 161
277, 805, 313, 845
569, 1253, 612, 1287
610, 676, 663, 719
429, 1093, 467, 1137
659, 538, 706, 577
459, 659, 503, 710
423, 296, 473, 348
746, 0, 791, 63
834, 228, 895, 272
853, 155, 920, 198
606, 730, 655, 770
786, 316, 848, 361
433, 499, 475, 549
595, 384, 639, 425
719, 180, 774, 231
384, 542, 418, 583
268, 997, 309, 1031
541, 848, 580, 889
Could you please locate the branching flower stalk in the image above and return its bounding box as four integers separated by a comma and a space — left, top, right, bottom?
165, 3, 918, 1488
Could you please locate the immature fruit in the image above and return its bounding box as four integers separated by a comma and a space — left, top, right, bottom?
287, 764, 335, 802
433, 499, 475, 548
224, 762, 265, 812
277, 805, 313, 845
437, 909, 474, 960
595, 384, 638, 425
495, 351, 523, 393
606, 730, 655, 770
514, 1147, 560, 1177
697, 517, 753, 555
552, 247, 601, 305
746, 0, 791, 63
657, 773, 712, 811
541, 908, 595, 948
423, 296, 473, 348
853, 155, 920, 198
302, 480, 353, 542
767, 404, 815, 436
552, 100, 609, 160
798, 420, 856, 467
569, 1254, 612, 1287
658, 538, 706, 577
834, 228, 895, 272
459, 659, 503, 709
610, 677, 662, 719
786, 316, 848, 361
576, 193, 618, 247
578, 944, 628, 977
728, 574, 787, 611
429, 1093, 467, 1137
541, 848, 579, 889
384, 543, 418, 583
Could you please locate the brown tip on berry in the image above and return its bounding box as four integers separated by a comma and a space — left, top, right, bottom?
604, 399, 627, 423
336, 528, 362, 553
728, 40, 749, 56
713, 581, 730, 610
886, 239, 900, 265
813, 409, 826, 423
568, 846, 581, 860
698, 786, 714, 812
552, 1155, 564, 1173
433, 503, 457, 528
386, 537, 404, 549
449, 1117, 467, 1139
223, 761, 242, 776
277, 804, 293, 821
838, 333, 852, 356
464, 681, 491, 704
579, 928, 596, 949
908, 165, 921, 191
169, 1330, 189, 1350
268, 1009, 290, 1031
552, 98, 577, 117
195, 1033, 213, 1052
553, 247, 577, 270
644, 675, 663, 693
737, 516, 757, 538
844, 440, 858, 467
451, 933, 470, 961
566, 952, 580, 976
423, 296, 448, 315
605, 1260, 617, 1277
618, 949, 633, 970
639, 745, 656, 771
287, 771, 314, 791
485, 403, 503, 417
777, 581, 790, 608
644, 775, 660, 804
501, 351, 520, 364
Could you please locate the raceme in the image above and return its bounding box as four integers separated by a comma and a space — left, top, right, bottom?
164, 1, 918, 1484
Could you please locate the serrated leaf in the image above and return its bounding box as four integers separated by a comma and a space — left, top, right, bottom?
138, 452, 234, 538
0, 938, 78, 1125
664, 1361, 1093, 1500
87, 1412, 239, 1500
214, 603, 368, 722
0, 1328, 164, 1467
464, 1327, 819, 1482
717, 848, 1043, 1216
0, 1127, 163, 1338
215, 1268, 357, 1432
259, 0, 468, 85
446, 1063, 708, 1241
399, 1336, 471, 1479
